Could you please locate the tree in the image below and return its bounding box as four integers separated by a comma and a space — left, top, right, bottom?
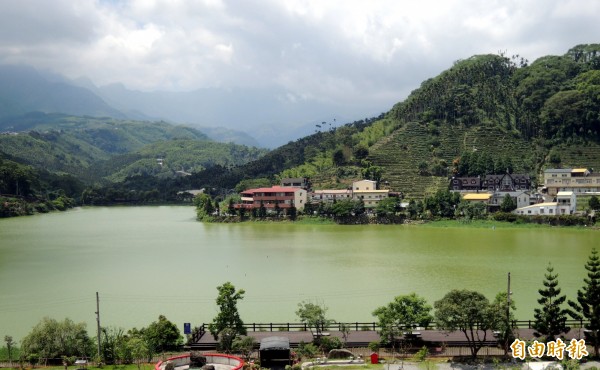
195, 194, 215, 220
332, 149, 345, 166
100, 327, 128, 365
228, 198, 236, 215
21, 317, 94, 365
208, 282, 246, 352
4, 336, 14, 365
375, 197, 400, 217
353, 145, 369, 161
296, 301, 334, 338
258, 201, 267, 218
127, 337, 149, 370
373, 293, 432, 354
568, 248, 600, 356
589, 195, 600, 211
361, 164, 382, 184
500, 194, 517, 212
288, 205, 297, 220
232, 336, 256, 360
488, 292, 517, 356
434, 290, 496, 359
143, 315, 182, 354
533, 263, 570, 341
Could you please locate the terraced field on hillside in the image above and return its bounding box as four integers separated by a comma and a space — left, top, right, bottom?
555, 142, 600, 171
368, 121, 545, 199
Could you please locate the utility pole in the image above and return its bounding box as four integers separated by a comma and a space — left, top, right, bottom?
96, 292, 101, 361
505, 272, 512, 356
507, 272, 511, 323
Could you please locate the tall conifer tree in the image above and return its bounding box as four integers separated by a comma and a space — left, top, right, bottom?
569, 248, 600, 356
533, 263, 569, 341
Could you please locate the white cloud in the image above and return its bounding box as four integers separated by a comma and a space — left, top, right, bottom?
0, 0, 599, 116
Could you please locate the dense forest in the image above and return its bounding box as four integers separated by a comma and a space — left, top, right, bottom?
2, 44, 600, 213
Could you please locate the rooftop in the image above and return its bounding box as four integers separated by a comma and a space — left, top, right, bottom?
462, 193, 492, 201
544, 168, 572, 173
242, 186, 303, 194
557, 191, 575, 197
516, 202, 558, 210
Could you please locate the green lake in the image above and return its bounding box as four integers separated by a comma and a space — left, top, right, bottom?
0, 206, 597, 340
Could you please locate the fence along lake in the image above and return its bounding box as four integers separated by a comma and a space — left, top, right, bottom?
0, 206, 596, 340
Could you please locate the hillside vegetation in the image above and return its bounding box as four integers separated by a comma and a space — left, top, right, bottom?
2, 44, 600, 206
208, 44, 600, 199
0, 113, 267, 184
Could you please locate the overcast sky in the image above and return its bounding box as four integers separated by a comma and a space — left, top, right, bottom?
1, 0, 599, 116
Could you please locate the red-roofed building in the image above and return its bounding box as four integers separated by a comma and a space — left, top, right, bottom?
236, 186, 307, 211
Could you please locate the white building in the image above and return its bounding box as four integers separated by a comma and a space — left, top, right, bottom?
514, 202, 559, 216
351, 180, 389, 208
556, 191, 577, 215
543, 168, 600, 196
311, 189, 352, 203
513, 191, 576, 216
490, 191, 530, 209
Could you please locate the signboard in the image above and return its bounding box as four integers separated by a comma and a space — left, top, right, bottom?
184, 322, 191, 335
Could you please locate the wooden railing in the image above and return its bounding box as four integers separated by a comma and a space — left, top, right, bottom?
195, 319, 590, 333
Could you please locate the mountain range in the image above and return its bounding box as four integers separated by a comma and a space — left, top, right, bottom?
0, 64, 375, 148
2, 43, 600, 206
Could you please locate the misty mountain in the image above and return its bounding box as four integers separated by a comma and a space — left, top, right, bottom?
93, 83, 353, 147
0, 64, 125, 120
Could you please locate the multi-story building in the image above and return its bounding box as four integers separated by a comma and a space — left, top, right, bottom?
449, 176, 481, 191
543, 168, 600, 196
513, 191, 576, 216
351, 180, 389, 208
236, 186, 307, 211
311, 189, 352, 203
483, 173, 531, 192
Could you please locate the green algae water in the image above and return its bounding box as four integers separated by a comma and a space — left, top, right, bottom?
0, 206, 596, 340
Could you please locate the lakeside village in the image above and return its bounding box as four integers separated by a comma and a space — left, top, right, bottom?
194, 167, 600, 224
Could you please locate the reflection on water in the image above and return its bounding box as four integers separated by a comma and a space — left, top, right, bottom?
0, 206, 595, 340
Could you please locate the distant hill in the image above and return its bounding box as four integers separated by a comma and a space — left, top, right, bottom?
0, 113, 267, 182
0, 65, 125, 120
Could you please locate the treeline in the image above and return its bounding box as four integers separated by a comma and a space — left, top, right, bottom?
0, 157, 80, 217
391, 44, 600, 143
1, 315, 182, 366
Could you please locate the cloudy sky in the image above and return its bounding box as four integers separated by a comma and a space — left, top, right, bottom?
1, 0, 599, 119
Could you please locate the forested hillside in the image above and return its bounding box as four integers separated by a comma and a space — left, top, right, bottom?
2, 44, 600, 207
191, 44, 600, 199
0, 114, 267, 199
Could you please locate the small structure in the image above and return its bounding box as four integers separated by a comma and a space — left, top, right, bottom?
462, 193, 492, 204
156, 353, 243, 370
259, 336, 291, 369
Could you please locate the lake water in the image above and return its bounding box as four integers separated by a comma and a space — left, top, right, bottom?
0, 206, 597, 341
